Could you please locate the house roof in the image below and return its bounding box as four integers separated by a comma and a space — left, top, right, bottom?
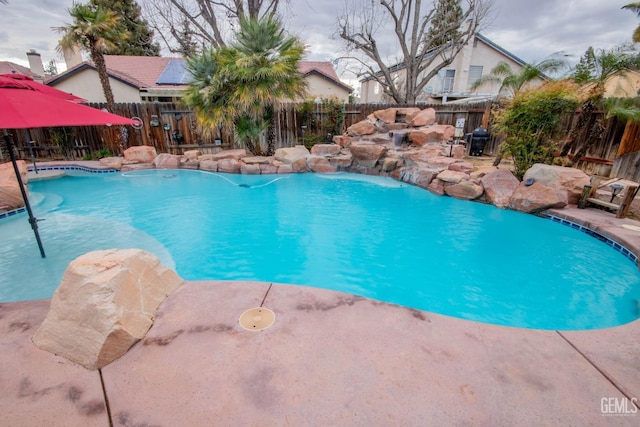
299, 61, 353, 93
360, 33, 529, 82
0, 62, 38, 77
47, 56, 352, 93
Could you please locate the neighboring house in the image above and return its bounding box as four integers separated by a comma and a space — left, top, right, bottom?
46, 56, 353, 103
360, 33, 538, 104
604, 70, 640, 98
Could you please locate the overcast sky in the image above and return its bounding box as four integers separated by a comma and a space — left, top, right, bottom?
1, 0, 638, 86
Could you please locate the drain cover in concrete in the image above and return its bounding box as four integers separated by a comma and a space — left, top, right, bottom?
239, 307, 275, 331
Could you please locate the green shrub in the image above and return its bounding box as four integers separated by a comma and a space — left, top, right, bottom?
492, 80, 579, 179
83, 148, 114, 160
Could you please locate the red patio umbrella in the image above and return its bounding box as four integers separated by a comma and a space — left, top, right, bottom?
0, 73, 86, 102
0, 76, 140, 258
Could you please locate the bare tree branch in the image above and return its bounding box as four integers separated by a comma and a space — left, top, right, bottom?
338, 0, 493, 104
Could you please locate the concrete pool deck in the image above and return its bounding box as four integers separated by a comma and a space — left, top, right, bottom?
1, 164, 639, 425
1, 280, 639, 426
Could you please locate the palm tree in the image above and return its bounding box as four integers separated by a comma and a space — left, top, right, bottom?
561, 46, 640, 166
623, 2, 640, 42
55, 3, 129, 114
471, 58, 566, 98
184, 16, 306, 155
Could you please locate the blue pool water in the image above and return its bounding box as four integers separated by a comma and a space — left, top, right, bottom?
1, 169, 639, 330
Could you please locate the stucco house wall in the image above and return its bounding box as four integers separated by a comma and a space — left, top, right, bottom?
360, 34, 539, 103
51, 68, 141, 103
303, 73, 351, 102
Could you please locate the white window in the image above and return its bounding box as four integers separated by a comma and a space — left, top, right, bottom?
443, 69, 455, 93
374, 81, 380, 95
467, 65, 484, 89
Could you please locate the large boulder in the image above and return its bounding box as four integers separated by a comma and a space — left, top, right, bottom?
307, 156, 338, 173
274, 145, 310, 164
522, 164, 590, 205
123, 146, 157, 164
0, 160, 27, 211
153, 153, 181, 169
240, 163, 261, 175
99, 157, 123, 170
508, 182, 568, 213
350, 142, 387, 168
408, 108, 436, 127
444, 180, 484, 200
183, 150, 201, 161
311, 144, 341, 156
448, 161, 474, 174
32, 249, 183, 370
373, 108, 397, 124
217, 158, 241, 174
481, 169, 520, 208
199, 149, 246, 161
346, 120, 376, 136
200, 160, 218, 172
436, 170, 468, 184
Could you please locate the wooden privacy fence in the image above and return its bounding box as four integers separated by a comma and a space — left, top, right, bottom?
1, 101, 493, 161
1, 100, 638, 180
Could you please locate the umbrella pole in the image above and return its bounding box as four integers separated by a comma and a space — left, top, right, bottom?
2, 130, 46, 258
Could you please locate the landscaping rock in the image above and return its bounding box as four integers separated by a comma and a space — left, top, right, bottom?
481, 169, 520, 208
179, 158, 200, 170
240, 163, 261, 175
396, 107, 421, 122
449, 161, 474, 174
428, 178, 445, 196
311, 144, 341, 156
242, 156, 273, 165
201, 149, 247, 162
217, 158, 241, 174
346, 120, 376, 136
100, 156, 123, 170
444, 180, 484, 200
183, 150, 201, 160
121, 163, 154, 172
32, 249, 183, 370
260, 164, 277, 174
373, 108, 397, 124
291, 157, 309, 172
307, 156, 338, 173
408, 108, 436, 127
332, 135, 353, 147
0, 160, 27, 210
123, 146, 157, 164
350, 142, 387, 168
508, 182, 568, 213
200, 160, 218, 172
152, 154, 179, 169
522, 164, 590, 205
277, 164, 293, 174
274, 145, 310, 164
437, 170, 468, 184
328, 153, 353, 168
451, 145, 466, 159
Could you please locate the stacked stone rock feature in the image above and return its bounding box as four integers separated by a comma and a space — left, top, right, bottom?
32, 249, 184, 370
0, 160, 28, 211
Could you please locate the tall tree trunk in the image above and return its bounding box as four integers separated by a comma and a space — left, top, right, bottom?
90, 43, 121, 154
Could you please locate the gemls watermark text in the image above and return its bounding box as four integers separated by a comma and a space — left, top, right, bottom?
601, 397, 638, 416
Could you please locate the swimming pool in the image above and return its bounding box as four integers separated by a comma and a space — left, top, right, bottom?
1, 169, 639, 330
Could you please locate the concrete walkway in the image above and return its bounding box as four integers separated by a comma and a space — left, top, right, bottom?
1, 279, 638, 426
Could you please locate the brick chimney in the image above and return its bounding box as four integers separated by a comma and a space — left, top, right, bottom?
26, 49, 45, 81
63, 45, 83, 69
